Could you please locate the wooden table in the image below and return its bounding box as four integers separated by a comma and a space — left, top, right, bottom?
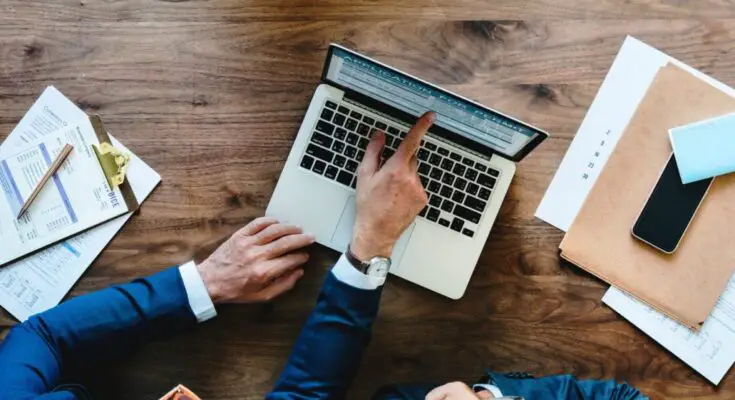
2, 1, 734, 398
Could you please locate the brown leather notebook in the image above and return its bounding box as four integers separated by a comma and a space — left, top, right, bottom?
560, 64, 735, 330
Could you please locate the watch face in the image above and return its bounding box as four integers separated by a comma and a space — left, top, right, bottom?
367, 257, 391, 278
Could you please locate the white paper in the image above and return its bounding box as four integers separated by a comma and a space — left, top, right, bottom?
0, 120, 132, 265
534, 37, 735, 384
0, 87, 161, 321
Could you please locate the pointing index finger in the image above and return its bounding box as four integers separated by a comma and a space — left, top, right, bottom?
395, 111, 436, 162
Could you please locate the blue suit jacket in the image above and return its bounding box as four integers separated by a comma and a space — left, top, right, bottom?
0, 267, 196, 399
0, 265, 646, 400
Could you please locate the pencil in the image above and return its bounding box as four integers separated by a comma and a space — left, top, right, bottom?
16, 144, 74, 219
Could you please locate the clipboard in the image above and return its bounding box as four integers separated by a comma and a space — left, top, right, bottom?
0, 115, 140, 266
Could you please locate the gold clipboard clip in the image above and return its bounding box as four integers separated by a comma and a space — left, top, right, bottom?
92, 142, 131, 188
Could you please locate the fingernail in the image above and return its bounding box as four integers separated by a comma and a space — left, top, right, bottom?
427, 111, 437, 122
307, 233, 316, 242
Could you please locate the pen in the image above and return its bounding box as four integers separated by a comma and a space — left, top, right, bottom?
16, 144, 74, 219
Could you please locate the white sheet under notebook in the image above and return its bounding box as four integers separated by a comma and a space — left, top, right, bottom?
0, 87, 161, 322
535, 36, 735, 385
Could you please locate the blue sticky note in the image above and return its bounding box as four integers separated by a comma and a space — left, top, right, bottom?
669, 113, 735, 184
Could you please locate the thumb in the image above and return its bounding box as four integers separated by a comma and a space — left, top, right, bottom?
358, 130, 385, 178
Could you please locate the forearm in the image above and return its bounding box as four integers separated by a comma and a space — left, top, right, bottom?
0, 266, 201, 396
268, 257, 384, 399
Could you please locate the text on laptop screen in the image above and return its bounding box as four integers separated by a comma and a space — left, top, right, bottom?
325, 47, 539, 158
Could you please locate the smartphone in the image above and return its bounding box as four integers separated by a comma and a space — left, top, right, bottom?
632, 153, 713, 254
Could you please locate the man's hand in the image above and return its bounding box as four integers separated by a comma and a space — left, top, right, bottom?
426, 382, 493, 400
196, 217, 314, 304
351, 111, 436, 260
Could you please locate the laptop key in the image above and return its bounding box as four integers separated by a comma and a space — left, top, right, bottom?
346, 133, 359, 145
399, 130, 407, 138
392, 138, 402, 149
357, 123, 370, 136
316, 120, 335, 135
465, 169, 478, 181
350, 176, 357, 189
427, 207, 440, 222
345, 146, 357, 158
338, 105, 350, 114
362, 116, 375, 125
346, 160, 359, 172
417, 149, 429, 161
345, 118, 358, 131
300, 155, 314, 169
479, 187, 491, 200
441, 158, 454, 171
325, 101, 337, 109
375, 121, 387, 130
419, 206, 428, 218
333, 113, 346, 126
465, 196, 487, 212
358, 137, 369, 149
350, 111, 362, 119
476, 164, 487, 173
382, 148, 395, 160
430, 194, 443, 207
311, 132, 333, 148
384, 135, 393, 148
388, 126, 399, 135
441, 173, 455, 186
334, 127, 347, 140
419, 176, 429, 188
478, 173, 496, 189
321, 108, 334, 121
356, 150, 365, 162
332, 141, 345, 154
430, 167, 443, 180
418, 162, 431, 175
312, 160, 326, 175
462, 228, 475, 238
325, 165, 338, 180
440, 185, 453, 198
454, 177, 467, 191
438, 218, 450, 227
450, 218, 464, 232
452, 191, 465, 203
467, 182, 479, 196
428, 180, 441, 193
462, 158, 474, 167
306, 144, 334, 163
437, 147, 449, 156
453, 204, 481, 224
337, 170, 354, 186
334, 155, 346, 168
425, 142, 437, 151
488, 168, 500, 178
429, 153, 442, 166
449, 152, 462, 162
453, 164, 466, 176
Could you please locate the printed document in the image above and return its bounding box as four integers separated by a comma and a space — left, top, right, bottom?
0, 87, 160, 321
0, 119, 132, 265
535, 36, 735, 384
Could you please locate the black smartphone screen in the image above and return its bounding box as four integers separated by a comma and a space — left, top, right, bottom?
632, 154, 713, 253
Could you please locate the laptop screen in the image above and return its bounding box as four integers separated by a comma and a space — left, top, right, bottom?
323, 46, 543, 159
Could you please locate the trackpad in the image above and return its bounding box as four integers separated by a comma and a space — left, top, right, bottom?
331, 196, 414, 265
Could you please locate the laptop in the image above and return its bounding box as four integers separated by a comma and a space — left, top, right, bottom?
267, 44, 548, 299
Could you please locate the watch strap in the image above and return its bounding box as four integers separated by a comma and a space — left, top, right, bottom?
345, 245, 370, 274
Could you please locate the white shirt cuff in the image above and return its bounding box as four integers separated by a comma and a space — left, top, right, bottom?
472, 384, 503, 398
178, 261, 217, 323
331, 254, 382, 290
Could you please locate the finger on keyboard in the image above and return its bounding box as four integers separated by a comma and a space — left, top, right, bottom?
394, 111, 436, 163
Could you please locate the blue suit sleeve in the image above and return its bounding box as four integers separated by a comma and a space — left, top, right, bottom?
0, 267, 197, 399
267, 271, 383, 399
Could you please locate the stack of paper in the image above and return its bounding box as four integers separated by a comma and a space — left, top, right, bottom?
536, 37, 735, 385
0, 87, 161, 322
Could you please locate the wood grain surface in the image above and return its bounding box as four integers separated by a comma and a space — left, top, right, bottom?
2, 1, 735, 398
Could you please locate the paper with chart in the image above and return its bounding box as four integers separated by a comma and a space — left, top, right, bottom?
0, 118, 134, 266
0, 87, 161, 321
535, 36, 735, 384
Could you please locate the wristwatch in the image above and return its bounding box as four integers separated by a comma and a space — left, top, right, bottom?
345, 245, 392, 286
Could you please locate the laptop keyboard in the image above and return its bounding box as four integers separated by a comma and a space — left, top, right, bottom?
300, 100, 501, 238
